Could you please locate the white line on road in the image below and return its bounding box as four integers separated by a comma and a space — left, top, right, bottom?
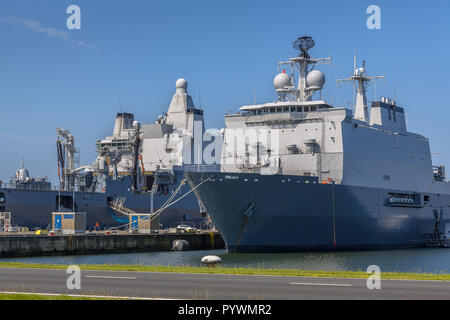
2, 267, 448, 283
85, 275, 137, 280
290, 282, 352, 287
0, 291, 178, 300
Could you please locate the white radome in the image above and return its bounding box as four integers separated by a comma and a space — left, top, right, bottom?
176, 78, 188, 90
273, 72, 292, 90
306, 70, 326, 88
354, 67, 367, 77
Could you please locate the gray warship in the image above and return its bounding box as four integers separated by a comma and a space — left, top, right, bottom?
0, 79, 213, 230
186, 37, 450, 252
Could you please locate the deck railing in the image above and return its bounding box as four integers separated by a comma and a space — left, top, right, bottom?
179, 165, 221, 173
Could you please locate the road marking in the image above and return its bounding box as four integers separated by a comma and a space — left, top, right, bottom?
290, 282, 352, 287
0, 291, 179, 300
1, 267, 449, 283
85, 275, 137, 280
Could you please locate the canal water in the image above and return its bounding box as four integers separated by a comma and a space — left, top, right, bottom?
1, 248, 450, 274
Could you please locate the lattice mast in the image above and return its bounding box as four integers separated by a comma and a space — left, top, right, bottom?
337, 53, 386, 122
277, 36, 332, 102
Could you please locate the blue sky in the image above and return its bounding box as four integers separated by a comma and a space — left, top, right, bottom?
0, 0, 449, 183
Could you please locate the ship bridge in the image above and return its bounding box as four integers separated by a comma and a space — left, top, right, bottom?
238, 100, 332, 115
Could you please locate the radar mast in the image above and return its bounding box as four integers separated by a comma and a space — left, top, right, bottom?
277, 36, 332, 102
337, 53, 386, 122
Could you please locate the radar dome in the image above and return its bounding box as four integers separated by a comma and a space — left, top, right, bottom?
176, 78, 188, 91
306, 70, 325, 88
273, 72, 292, 90
354, 67, 367, 77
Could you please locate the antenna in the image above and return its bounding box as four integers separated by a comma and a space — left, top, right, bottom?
406, 112, 409, 131
72, 181, 75, 212
118, 94, 124, 113
197, 84, 202, 109
374, 81, 377, 101
293, 36, 315, 58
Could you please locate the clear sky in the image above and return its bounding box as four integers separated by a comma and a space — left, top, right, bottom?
0, 0, 449, 183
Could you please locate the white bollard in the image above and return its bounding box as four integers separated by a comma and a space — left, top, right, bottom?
201, 255, 222, 267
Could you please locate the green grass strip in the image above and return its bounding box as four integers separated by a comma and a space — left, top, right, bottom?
0, 262, 449, 281
0, 293, 116, 300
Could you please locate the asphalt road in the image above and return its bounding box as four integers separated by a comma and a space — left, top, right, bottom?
0, 267, 449, 300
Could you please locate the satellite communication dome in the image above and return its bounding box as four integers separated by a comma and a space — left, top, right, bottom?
306, 70, 326, 88
176, 78, 188, 91
273, 72, 292, 90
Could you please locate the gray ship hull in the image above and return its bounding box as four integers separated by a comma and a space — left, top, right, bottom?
0, 171, 204, 229
186, 172, 450, 253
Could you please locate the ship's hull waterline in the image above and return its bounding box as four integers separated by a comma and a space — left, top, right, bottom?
0, 172, 203, 229
187, 172, 450, 253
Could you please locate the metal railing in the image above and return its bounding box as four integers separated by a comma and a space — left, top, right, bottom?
0, 182, 59, 191
0, 182, 104, 193
180, 164, 220, 173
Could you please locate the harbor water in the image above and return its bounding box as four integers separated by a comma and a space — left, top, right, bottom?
1, 248, 450, 274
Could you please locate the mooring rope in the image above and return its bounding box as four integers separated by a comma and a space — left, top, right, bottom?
147, 175, 213, 222
108, 175, 213, 229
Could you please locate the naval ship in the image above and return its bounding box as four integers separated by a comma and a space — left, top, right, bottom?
0, 79, 214, 229
186, 37, 450, 252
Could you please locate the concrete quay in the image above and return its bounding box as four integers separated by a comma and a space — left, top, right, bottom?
0, 231, 225, 258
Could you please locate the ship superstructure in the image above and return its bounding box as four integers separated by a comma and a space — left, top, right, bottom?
1, 159, 51, 191
140, 78, 207, 176
0, 79, 209, 229
187, 37, 450, 252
